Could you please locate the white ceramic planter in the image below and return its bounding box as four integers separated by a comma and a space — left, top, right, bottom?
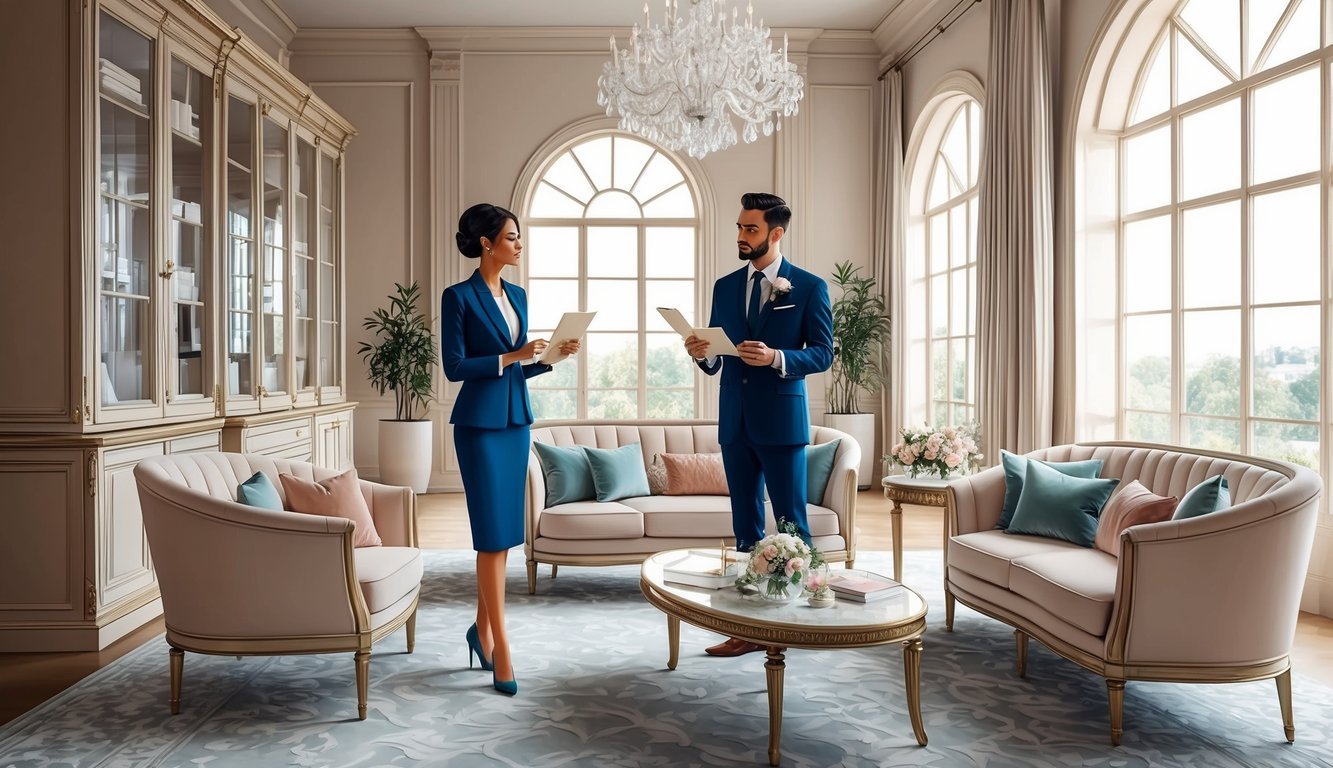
823, 412, 876, 490
378, 419, 433, 492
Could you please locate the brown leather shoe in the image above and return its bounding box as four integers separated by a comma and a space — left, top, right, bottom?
705, 638, 764, 657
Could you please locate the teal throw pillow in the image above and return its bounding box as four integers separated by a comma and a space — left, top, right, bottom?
236, 471, 283, 511
532, 442, 596, 507
998, 450, 1105, 530
805, 439, 841, 505
584, 443, 652, 502
1171, 475, 1230, 520
1006, 459, 1120, 547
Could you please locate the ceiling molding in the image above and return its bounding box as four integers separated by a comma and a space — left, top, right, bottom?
808, 30, 881, 57
873, 0, 953, 59
412, 25, 830, 54
289, 28, 426, 55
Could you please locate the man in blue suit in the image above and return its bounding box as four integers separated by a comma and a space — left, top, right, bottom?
685, 192, 834, 657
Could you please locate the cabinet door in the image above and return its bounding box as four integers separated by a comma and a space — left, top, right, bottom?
291, 130, 319, 407
222, 83, 260, 415
316, 149, 344, 404
94, 10, 161, 424
98, 442, 162, 612
162, 44, 217, 420
258, 108, 293, 412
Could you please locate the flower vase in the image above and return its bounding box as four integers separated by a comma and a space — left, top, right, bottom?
757, 575, 801, 602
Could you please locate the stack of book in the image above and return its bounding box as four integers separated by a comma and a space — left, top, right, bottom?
661, 549, 742, 590
828, 574, 905, 603
99, 58, 144, 109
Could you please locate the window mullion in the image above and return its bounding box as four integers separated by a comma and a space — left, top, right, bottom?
1240, 83, 1253, 454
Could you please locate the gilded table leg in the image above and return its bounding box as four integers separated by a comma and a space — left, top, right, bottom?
667, 616, 680, 670
1276, 668, 1295, 742
765, 647, 786, 766
902, 637, 927, 746
169, 647, 184, 715
890, 498, 904, 583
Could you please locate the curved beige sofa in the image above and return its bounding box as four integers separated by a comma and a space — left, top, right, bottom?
525, 419, 860, 594
134, 452, 422, 720
944, 442, 1321, 745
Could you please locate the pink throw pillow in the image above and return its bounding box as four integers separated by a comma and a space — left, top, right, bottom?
280, 469, 382, 548
1094, 479, 1177, 556
661, 452, 729, 496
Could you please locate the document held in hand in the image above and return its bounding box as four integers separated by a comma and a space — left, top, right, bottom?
656, 307, 738, 357
538, 311, 596, 364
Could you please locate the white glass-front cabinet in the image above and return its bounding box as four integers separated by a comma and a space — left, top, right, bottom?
0, 0, 354, 652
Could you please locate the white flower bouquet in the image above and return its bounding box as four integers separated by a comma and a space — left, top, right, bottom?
886, 423, 982, 480
736, 520, 824, 601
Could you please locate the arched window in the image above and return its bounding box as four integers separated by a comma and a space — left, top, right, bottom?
523, 132, 700, 419
1082, 0, 1323, 470
905, 94, 982, 429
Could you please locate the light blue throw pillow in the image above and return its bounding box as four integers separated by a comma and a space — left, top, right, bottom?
236, 471, 283, 511
532, 442, 596, 507
998, 450, 1105, 530
1171, 475, 1230, 520
806, 439, 841, 505
584, 443, 652, 502
1006, 459, 1120, 548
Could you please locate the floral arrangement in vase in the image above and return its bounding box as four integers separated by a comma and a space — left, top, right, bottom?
886, 423, 982, 480
736, 520, 824, 601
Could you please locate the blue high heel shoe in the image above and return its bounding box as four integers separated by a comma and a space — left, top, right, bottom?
465, 623, 494, 672
492, 670, 517, 696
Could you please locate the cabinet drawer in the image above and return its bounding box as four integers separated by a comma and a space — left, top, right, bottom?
245, 419, 313, 454
270, 442, 313, 463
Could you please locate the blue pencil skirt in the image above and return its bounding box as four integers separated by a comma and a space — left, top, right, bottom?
454, 424, 529, 552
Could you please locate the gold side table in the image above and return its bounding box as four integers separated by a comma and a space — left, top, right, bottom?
881, 475, 952, 582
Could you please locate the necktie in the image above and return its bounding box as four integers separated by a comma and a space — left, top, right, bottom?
747, 270, 765, 335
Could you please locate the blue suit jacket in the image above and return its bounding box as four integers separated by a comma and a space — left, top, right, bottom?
697, 258, 834, 445
441, 270, 551, 428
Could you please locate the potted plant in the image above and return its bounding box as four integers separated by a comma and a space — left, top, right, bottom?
358, 281, 437, 492
825, 261, 890, 489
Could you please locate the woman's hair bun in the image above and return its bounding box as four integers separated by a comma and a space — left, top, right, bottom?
455, 230, 480, 258
456, 203, 518, 259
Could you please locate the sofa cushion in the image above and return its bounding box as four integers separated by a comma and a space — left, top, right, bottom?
618, 496, 843, 539
236, 471, 283, 511
585, 443, 651, 502
661, 452, 728, 495
1172, 474, 1231, 520
353, 546, 422, 614
949, 530, 1084, 589
1009, 549, 1119, 637
280, 469, 382, 548
1006, 459, 1119, 547
806, 439, 841, 504
1094, 480, 1178, 555
998, 450, 1105, 529
533, 442, 596, 506
538, 500, 645, 540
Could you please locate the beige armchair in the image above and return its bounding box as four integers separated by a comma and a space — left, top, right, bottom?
945, 442, 1321, 744
134, 453, 422, 720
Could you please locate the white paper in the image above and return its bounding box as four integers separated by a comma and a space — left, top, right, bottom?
656, 307, 738, 356
538, 311, 596, 364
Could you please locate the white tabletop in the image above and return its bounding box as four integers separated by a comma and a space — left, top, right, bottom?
881, 473, 955, 489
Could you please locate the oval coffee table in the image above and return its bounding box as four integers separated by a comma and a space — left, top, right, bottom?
640, 550, 929, 765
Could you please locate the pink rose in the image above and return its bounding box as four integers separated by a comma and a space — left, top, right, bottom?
785, 557, 806, 577
944, 452, 962, 468
752, 554, 769, 574
897, 447, 916, 464
923, 449, 937, 461
762, 544, 779, 560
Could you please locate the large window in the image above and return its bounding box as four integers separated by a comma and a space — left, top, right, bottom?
524, 133, 700, 419
1105, 0, 1323, 469
906, 96, 981, 428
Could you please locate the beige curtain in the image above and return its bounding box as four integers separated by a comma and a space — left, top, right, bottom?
874, 71, 908, 470
974, 0, 1055, 458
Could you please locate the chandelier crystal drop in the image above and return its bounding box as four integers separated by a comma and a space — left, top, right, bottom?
597, 0, 804, 159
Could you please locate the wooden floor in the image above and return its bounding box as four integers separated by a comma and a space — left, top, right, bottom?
3, 488, 1332, 726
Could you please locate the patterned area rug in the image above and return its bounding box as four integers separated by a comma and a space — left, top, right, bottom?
1, 550, 1330, 768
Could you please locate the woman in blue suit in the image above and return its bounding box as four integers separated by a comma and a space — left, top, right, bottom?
441, 203, 578, 695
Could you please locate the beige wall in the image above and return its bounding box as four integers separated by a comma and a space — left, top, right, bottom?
289, 29, 880, 490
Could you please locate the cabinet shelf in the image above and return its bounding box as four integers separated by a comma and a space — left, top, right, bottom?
99, 90, 149, 120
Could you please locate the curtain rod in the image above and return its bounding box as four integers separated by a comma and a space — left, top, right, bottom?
878, 0, 984, 81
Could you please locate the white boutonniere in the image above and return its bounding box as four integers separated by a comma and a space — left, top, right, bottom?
770, 277, 792, 302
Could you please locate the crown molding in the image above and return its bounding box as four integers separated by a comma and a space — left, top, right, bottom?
872, 0, 952, 59
414, 25, 832, 54
808, 29, 880, 57
289, 28, 428, 56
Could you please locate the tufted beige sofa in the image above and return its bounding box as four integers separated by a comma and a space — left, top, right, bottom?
134, 452, 422, 720
944, 442, 1321, 745
525, 419, 860, 594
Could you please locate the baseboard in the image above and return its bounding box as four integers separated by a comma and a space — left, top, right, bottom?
0, 597, 162, 652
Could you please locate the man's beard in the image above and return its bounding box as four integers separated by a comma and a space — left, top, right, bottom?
738, 239, 769, 262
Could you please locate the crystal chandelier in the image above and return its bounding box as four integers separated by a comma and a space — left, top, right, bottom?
597, 0, 804, 159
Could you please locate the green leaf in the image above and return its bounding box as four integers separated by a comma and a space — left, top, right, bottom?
358, 280, 438, 421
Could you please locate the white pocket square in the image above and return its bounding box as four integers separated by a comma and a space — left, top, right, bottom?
772, 304, 796, 311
